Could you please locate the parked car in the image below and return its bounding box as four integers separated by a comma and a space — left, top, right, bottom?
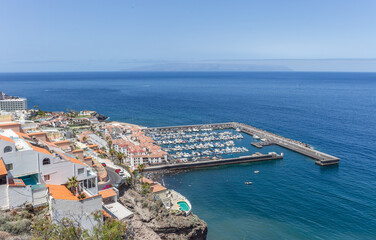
101, 163, 106, 167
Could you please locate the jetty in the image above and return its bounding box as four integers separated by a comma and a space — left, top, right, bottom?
145, 122, 339, 166
145, 153, 282, 171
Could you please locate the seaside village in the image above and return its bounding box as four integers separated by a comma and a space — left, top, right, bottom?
0, 92, 193, 234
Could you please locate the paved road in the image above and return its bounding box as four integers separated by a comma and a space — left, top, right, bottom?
98, 167, 124, 191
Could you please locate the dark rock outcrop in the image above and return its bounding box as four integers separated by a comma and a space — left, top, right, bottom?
91, 112, 109, 121
120, 189, 207, 240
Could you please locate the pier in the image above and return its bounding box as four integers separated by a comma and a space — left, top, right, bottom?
145, 153, 282, 171
145, 122, 340, 166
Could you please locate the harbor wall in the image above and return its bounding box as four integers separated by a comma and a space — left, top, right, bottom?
144, 154, 282, 171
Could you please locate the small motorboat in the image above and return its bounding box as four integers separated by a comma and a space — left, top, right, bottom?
245, 181, 252, 185
254, 170, 260, 174
253, 135, 260, 139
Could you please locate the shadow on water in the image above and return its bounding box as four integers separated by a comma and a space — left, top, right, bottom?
319, 164, 339, 174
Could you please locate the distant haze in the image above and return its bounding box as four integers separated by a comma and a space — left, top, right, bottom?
1, 0, 376, 72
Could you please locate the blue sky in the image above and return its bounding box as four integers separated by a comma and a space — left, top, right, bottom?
1, 0, 376, 72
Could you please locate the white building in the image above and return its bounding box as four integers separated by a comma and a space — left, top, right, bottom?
0, 127, 133, 231
0, 98, 27, 112
0, 128, 98, 210
47, 184, 103, 232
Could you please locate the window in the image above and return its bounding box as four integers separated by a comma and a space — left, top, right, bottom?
4, 146, 12, 153
0, 176, 6, 185
44, 175, 50, 181
42, 158, 50, 165
5, 163, 13, 171
78, 168, 84, 175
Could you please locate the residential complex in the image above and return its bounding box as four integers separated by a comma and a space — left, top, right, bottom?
0, 120, 132, 231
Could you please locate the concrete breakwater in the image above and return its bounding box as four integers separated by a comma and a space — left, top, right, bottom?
145, 122, 339, 166
144, 153, 283, 171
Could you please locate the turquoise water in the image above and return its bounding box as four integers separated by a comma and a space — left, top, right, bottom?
178, 201, 190, 211
1, 72, 376, 239
20, 174, 38, 186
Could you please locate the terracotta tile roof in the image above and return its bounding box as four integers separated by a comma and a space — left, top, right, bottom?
0, 135, 15, 143
8, 179, 26, 187
64, 154, 86, 165
139, 177, 154, 185
72, 149, 84, 153
14, 131, 32, 139
0, 122, 20, 127
28, 132, 46, 136
99, 188, 117, 199
47, 184, 78, 200
54, 140, 70, 144
102, 210, 112, 218
27, 142, 52, 155
151, 184, 167, 193
0, 158, 7, 176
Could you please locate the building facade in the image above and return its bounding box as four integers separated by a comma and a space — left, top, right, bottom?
0, 98, 27, 112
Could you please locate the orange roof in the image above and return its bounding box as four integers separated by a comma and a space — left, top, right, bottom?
151, 184, 167, 193
54, 140, 70, 144
99, 188, 117, 199
0, 122, 20, 127
27, 142, 52, 155
72, 149, 84, 153
102, 210, 112, 218
47, 184, 78, 200
28, 132, 46, 136
88, 144, 98, 148
66, 155, 86, 165
0, 158, 7, 176
14, 131, 32, 139
0, 135, 15, 143
8, 179, 26, 187
139, 177, 154, 185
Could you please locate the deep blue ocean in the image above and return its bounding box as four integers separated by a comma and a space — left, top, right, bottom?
1, 72, 376, 239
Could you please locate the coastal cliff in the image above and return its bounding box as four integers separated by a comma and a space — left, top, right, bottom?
120, 189, 208, 240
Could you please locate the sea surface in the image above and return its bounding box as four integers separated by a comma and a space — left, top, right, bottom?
1, 72, 376, 239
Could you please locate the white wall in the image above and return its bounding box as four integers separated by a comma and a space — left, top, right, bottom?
2, 150, 39, 178
0, 139, 15, 156
0, 185, 9, 210
40, 160, 74, 185
49, 195, 102, 232
8, 185, 33, 209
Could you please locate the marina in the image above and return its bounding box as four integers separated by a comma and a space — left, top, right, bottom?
144, 122, 340, 167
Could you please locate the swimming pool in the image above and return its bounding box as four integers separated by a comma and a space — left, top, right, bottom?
19, 175, 38, 186
177, 201, 190, 212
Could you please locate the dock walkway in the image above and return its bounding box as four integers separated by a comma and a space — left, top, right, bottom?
145, 122, 339, 166
144, 153, 282, 171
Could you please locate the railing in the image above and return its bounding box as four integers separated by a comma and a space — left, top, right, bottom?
31, 183, 46, 190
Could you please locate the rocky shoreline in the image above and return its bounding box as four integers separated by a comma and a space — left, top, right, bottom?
120, 187, 207, 240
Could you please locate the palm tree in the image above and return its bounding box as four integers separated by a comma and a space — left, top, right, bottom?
138, 164, 146, 184
116, 152, 125, 164
109, 148, 116, 161
82, 136, 87, 142
67, 176, 79, 195
107, 140, 112, 148
77, 193, 86, 200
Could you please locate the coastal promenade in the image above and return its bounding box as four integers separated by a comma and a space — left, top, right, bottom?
145, 122, 340, 166
144, 153, 282, 171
